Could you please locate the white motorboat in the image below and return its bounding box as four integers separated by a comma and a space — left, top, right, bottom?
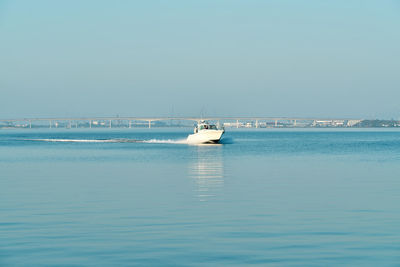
187, 120, 225, 144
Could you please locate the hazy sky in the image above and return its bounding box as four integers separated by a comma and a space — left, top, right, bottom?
1, 0, 399, 119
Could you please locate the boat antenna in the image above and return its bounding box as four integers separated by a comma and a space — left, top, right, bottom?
200, 106, 206, 121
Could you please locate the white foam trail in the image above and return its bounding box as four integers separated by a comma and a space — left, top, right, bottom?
26, 138, 188, 144
26, 137, 230, 145
29, 138, 119, 143
142, 139, 188, 144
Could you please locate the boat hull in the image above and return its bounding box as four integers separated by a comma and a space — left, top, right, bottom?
187, 130, 224, 144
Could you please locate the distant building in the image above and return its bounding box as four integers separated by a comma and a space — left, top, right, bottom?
347, 120, 362, 127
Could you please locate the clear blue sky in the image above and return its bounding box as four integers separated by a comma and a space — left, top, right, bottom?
1, 0, 399, 119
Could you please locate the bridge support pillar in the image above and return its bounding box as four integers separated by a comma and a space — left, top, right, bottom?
109, 120, 112, 128
236, 120, 239, 128
49, 120, 52, 128
275, 120, 278, 127
148, 120, 151, 128
29, 120, 32, 128
255, 120, 258, 128
89, 120, 92, 128
129, 121, 132, 128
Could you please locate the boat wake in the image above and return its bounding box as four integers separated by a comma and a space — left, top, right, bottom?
26, 137, 232, 145
26, 138, 188, 144
142, 139, 188, 144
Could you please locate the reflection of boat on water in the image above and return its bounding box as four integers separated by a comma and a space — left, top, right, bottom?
189, 146, 224, 201
187, 120, 224, 144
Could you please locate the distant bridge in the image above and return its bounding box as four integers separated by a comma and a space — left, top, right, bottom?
0, 116, 362, 129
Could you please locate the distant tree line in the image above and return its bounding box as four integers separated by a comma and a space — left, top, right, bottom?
355, 120, 400, 127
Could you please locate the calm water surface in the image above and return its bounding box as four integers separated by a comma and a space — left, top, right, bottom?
1, 128, 400, 266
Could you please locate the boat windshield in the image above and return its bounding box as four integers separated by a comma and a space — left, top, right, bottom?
199, 124, 217, 130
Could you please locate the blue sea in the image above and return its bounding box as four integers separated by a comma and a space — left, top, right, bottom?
1, 128, 400, 266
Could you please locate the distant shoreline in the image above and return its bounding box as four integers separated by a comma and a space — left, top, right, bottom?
1, 119, 400, 130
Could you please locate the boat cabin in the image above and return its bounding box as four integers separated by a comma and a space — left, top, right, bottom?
194, 120, 220, 133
